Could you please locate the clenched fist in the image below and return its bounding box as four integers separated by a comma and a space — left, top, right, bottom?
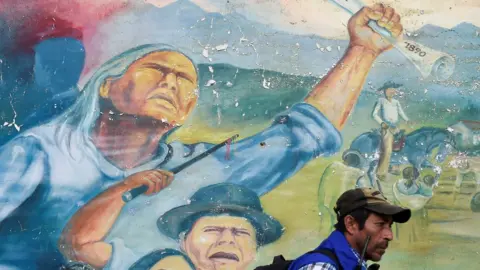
123, 169, 174, 195
348, 3, 403, 55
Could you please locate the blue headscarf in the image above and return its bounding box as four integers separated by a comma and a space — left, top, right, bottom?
128, 248, 195, 270
51, 44, 198, 152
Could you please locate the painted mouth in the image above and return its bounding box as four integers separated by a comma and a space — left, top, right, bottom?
147, 93, 177, 111
209, 252, 239, 261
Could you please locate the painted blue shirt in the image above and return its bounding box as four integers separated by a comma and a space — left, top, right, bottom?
288, 230, 368, 270
0, 102, 342, 269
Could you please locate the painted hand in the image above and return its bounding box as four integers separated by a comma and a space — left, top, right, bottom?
347, 3, 403, 55
123, 169, 174, 195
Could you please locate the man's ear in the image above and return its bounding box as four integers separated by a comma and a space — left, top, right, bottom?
344, 215, 358, 235
99, 77, 114, 98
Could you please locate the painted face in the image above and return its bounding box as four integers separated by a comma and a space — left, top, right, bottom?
102, 51, 198, 125
357, 213, 394, 262
385, 88, 396, 99
182, 215, 257, 270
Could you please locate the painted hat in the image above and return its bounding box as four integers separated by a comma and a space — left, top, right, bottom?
157, 183, 283, 246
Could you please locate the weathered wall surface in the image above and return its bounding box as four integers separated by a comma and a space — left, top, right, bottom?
0, 0, 479, 269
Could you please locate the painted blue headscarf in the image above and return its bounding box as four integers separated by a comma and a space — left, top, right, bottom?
128, 249, 195, 270
51, 44, 198, 149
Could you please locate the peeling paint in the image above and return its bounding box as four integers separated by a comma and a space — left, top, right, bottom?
0, 1, 479, 270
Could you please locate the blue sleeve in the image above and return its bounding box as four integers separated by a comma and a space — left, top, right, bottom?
0, 135, 47, 222
289, 253, 338, 270
212, 102, 342, 195
105, 238, 143, 270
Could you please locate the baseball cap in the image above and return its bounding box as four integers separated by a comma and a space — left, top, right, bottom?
333, 187, 411, 223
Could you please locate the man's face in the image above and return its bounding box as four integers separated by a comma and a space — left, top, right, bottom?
102, 51, 198, 126
357, 213, 393, 262
385, 88, 396, 99
182, 215, 257, 270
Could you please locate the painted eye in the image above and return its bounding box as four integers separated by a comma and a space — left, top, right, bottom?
234, 230, 251, 236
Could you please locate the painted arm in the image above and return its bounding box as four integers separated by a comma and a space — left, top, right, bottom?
203, 4, 404, 196
214, 102, 342, 195
0, 136, 46, 223
59, 170, 173, 268
397, 100, 409, 122
305, 4, 403, 130
372, 100, 384, 125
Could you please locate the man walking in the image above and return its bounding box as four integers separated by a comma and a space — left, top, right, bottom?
288, 188, 411, 270
372, 82, 410, 180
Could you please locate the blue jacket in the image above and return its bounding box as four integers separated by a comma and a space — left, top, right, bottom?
288, 230, 367, 270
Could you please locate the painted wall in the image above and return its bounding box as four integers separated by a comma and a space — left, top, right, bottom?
0, 0, 479, 269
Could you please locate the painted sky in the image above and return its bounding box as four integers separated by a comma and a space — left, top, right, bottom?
2, 0, 478, 51
149, 0, 480, 38
2, 0, 478, 83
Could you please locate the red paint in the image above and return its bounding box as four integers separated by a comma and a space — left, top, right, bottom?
225, 138, 232, 160
2, 0, 130, 52
16, 16, 84, 52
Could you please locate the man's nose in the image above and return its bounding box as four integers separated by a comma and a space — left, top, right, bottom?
158, 72, 177, 91
217, 230, 236, 246
384, 227, 394, 241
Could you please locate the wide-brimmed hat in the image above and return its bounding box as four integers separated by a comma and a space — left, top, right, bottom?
378, 81, 403, 92
157, 183, 283, 246
334, 187, 411, 223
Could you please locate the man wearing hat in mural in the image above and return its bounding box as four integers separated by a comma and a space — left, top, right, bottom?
60, 182, 283, 270
372, 82, 411, 180
0, 3, 404, 269
288, 188, 411, 270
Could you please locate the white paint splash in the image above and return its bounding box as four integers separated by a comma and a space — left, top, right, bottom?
205, 79, 216, 86
202, 48, 209, 58
215, 43, 228, 51
4, 94, 22, 132
262, 78, 271, 89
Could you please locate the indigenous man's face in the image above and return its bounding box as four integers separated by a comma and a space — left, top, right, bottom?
349, 213, 394, 262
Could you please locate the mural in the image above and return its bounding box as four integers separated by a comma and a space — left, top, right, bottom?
0, 0, 479, 269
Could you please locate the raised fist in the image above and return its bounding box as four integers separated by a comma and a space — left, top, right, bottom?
348, 3, 403, 55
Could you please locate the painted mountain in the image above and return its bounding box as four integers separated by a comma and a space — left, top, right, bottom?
0, 0, 479, 145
